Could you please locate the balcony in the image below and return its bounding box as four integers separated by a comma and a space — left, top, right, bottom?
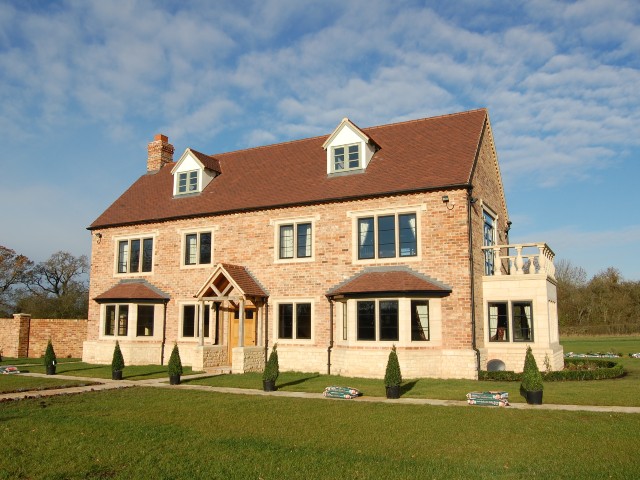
482, 242, 556, 280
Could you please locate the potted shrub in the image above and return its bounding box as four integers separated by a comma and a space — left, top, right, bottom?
168, 343, 183, 385
521, 346, 544, 404
384, 345, 402, 399
262, 344, 279, 391
111, 340, 125, 380
43, 339, 57, 375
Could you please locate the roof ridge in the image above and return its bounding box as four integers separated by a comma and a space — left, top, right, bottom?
364, 108, 487, 133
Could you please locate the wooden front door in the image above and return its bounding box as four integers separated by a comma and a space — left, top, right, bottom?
228, 306, 257, 362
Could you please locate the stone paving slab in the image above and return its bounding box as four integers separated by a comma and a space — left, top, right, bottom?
2, 372, 640, 414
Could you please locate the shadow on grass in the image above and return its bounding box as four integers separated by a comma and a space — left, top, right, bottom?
278, 374, 320, 388
400, 380, 418, 396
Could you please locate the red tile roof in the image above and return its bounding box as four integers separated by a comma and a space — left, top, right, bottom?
94, 280, 170, 302
327, 267, 451, 297
219, 263, 268, 298
90, 109, 487, 229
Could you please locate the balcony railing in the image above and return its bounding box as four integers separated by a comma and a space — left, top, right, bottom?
482, 243, 555, 279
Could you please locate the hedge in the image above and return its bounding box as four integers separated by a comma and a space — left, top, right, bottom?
479, 358, 624, 382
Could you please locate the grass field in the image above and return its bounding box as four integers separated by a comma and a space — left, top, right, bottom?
1, 336, 639, 478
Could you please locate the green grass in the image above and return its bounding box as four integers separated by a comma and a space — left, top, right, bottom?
0, 357, 81, 366
1, 387, 639, 479
561, 335, 640, 356
0, 375, 99, 394
12, 361, 200, 380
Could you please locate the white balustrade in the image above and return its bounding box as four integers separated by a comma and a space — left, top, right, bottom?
482, 243, 555, 279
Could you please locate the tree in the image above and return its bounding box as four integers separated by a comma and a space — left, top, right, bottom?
0, 246, 33, 315
17, 251, 89, 318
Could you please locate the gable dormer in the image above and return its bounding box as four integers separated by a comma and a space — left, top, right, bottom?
322, 118, 379, 175
170, 148, 221, 196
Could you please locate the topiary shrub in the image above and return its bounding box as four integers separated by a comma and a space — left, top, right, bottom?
384, 345, 402, 387
521, 346, 543, 392
168, 343, 183, 377
43, 339, 56, 368
111, 341, 125, 373
262, 344, 279, 383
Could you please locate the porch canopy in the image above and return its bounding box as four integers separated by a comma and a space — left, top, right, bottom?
195, 263, 268, 347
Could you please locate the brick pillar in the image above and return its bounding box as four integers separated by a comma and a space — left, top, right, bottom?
14, 313, 31, 357
147, 134, 174, 171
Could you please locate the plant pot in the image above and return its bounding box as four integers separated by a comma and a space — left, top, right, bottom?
263, 379, 276, 391
169, 374, 181, 385
526, 390, 543, 405
386, 385, 400, 399
46, 365, 56, 375
112, 370, 123, 380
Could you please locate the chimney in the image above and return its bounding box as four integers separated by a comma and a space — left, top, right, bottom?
147, 134, 174, 171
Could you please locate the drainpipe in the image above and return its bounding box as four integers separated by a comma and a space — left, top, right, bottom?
160, 300, 168, 365
264, 298, 269, 363
468, 188, 481, 374
327, 298, 334, 375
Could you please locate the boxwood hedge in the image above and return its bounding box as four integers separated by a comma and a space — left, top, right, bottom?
479, 358, 624, 382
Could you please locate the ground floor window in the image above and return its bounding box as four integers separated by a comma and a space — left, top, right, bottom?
136, 305, 154, 337
489, 301, 533, 342
182, 304, 210, 339
411, 300, 430, 341
357, 300, 399, 341
104, 303, 159, 338
277, 302, 311, 340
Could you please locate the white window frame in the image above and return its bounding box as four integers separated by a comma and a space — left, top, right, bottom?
179, 302, 213, 341
181, 229, 214, 268
113, 233, 157, 276
100, 303, 160, 339
272, 298, 315, 344
337, 297, 441, 347
487, 300, 534, 344
177, 170, 199, 195
483, 206, 498, 275
348, 205, 425, 264
272, 216, 317, 264
332, 143, 361, 172
355, 298, 400, 342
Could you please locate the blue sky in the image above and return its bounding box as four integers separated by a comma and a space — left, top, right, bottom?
1, 0, 639, 280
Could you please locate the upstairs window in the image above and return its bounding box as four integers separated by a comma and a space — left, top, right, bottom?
177, 170, 199, 195
184, 232, 212, 266
358, 213, 417, 260
117, 237, 153, 274
333, 144, 360, 172
279, 223, 312, 259
483, 210, 496, 275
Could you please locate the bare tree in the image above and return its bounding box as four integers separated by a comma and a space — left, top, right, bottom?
0, 246, 34, 314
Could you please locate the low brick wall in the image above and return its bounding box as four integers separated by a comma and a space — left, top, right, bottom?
0, 314, 88, 359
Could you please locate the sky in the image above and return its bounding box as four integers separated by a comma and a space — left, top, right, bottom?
0, 0, 639, 280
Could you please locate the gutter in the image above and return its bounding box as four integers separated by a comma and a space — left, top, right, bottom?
160, 299, 169, 365
468, 187, 481, 375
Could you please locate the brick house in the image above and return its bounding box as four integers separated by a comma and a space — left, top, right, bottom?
83, 108, 563, 379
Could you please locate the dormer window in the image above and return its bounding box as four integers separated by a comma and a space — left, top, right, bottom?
333, 144, 360, 171
171, 148, 221, 197
323, 118, 379, 175
178, 170, 199, 195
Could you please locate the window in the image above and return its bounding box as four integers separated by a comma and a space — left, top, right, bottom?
277, 302, 311, 340
178, 170, 199, 195
277, 221, 312, 260
483, 210, 496, 275
488, 301, 533, 343
411, 300, 430, 341
356, 300, 398, 341
105, 305, 128, 336
184, 232, 212, 265
117, 237, 153, 274
333, 144, 360, 172
358, 213, 417, 260
136, 305, 154, 336
182, 304, 210, 338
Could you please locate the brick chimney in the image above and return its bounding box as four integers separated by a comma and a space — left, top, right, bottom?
147, 134, 174, 171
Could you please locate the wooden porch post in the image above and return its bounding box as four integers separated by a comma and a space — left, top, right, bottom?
198, 300, 205, 346
238, 298, 245, 347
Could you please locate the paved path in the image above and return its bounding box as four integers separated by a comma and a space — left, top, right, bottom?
2, 372, 640, 414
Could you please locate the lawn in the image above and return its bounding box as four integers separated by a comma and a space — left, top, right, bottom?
1, 387, 639, 479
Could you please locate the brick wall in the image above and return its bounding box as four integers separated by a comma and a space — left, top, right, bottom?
0, 314, 87, 359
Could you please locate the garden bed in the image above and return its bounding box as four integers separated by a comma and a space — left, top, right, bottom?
479, 358, 624, 382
